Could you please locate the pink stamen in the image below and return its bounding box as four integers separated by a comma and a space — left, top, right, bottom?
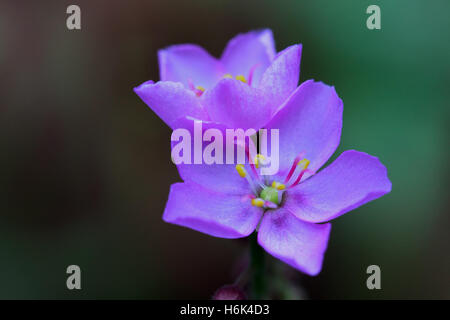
245, 145, 259, 178
288, 169, 315, 189
187, 78, 204, 96
283, 152, 305, 184
247, 63, 261, 86
187, 78, 195, 91
241, 194, 256, 202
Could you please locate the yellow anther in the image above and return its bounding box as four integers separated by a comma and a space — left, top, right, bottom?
254, 154, 266, 169
271, 181, 286, 190
195, 85, 205, 92
223, 73, 233, 79
298, 158, 310, 170
235, 75, 247, 83
251, 198, 265, 207
235, 164, 247, 178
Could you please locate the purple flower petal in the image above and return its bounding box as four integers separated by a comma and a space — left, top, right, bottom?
158, 44, 224, 89
284, 150, 392, 223
134, 81, 209, 129
163, 182, 262, 239
202, 78, 272, 130
171, 117, 253, 195
259, 44, 302, 114
257, 208, 331, 275
221, 29, 276, 87
265, 80, 343, 178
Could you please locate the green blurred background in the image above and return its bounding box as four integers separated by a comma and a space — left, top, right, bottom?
0, 0, 449, 299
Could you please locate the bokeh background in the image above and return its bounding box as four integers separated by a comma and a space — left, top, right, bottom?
0, 0, 449, 299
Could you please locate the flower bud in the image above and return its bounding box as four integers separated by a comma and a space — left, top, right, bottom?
212, 285, 246, 300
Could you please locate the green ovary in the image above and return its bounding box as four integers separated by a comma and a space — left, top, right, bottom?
260, 187, 279, 205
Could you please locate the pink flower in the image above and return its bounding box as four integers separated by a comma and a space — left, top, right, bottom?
134, 29, 301, 130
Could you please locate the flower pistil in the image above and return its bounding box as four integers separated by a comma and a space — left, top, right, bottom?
236, 152, 312, 210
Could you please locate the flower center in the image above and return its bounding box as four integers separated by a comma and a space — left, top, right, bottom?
187, 63, 261, 97
235, 151, 313, 210
260, 186, 279, 204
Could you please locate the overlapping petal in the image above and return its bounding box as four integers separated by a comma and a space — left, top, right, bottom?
284, 150, 392, 223
163, 182, 262, 239
257, 208, 331, 275
171, 117, 256, 195
158, 44, 224, 89
134, 81, 209, 129
259, 44, 302, 114
265, 80, 343, 178
202, 78, 272, 130
221, 29, 276, 87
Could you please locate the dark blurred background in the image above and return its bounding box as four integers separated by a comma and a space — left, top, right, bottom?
0, 0, 449, 299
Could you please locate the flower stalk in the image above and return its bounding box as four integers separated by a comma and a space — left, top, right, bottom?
250, 232, 266, 299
